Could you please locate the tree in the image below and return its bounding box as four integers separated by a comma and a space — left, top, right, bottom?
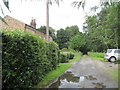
45, 0, 62, 41
69, 32, 89, 54
37, 25, 56, 41
65, 25, 79, 40
56, 28, 69, 49
82, 3, 119, 52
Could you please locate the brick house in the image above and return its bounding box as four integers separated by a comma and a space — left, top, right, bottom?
0, 15, 52, 41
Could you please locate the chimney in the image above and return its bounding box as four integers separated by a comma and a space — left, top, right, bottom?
30, 18, 36, 28
33, 19, 36, 28
30, 19, 34, 27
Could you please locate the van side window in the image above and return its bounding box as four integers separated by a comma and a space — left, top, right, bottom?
114, 50, 120, 53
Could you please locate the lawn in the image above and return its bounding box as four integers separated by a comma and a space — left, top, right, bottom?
88, 52, 107, 61
34, 63, 72, 88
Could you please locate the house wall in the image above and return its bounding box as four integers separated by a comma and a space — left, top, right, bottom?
0, 15, 53, 41
25, 25, 53, 41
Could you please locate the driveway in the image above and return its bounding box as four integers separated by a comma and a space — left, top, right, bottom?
48, 55, 119, 88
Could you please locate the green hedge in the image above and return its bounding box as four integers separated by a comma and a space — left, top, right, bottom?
2, 30, 59, 88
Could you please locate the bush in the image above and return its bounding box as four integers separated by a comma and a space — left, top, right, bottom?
2, 30, 59, 88
60, 53, 69, 63
68, 53, 74, 59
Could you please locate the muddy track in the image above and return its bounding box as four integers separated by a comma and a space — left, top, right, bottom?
47, 55, 118, 88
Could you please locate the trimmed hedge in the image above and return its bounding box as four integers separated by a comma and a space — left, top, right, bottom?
2, 30, 59, 88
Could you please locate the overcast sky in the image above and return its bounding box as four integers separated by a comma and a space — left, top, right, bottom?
0, 0, 100, 32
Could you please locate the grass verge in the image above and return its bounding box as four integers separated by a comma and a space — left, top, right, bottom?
88, 52, 107, 61
34, 63, 72, 88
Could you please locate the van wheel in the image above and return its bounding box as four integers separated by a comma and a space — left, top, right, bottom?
109, 57, 116, 62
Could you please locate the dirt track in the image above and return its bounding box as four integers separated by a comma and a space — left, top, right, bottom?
48, 55, 119, 88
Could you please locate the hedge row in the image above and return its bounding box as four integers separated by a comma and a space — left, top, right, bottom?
2, 30, 59, 88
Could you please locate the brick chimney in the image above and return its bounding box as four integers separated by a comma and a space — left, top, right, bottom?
33, 19, 36, 28
30, 18, 36, 28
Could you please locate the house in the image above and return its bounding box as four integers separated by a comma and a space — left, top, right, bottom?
0, 15, 52, 41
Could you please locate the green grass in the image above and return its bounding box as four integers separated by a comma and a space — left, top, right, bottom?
69, 52, 82, 62
34, 63, 72, 88
88, 52, 107, 61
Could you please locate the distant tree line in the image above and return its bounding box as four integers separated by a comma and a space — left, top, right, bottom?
38, 2, 120, 54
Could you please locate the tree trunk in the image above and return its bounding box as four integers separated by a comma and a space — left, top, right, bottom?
46, 0, 49, 41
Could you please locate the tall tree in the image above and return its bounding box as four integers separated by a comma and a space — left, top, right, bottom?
45, 0, 62, 41
56, 28, 69, 49
65, 25, 79, 40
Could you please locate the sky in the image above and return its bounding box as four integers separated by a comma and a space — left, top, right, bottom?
0, 0, 100, 32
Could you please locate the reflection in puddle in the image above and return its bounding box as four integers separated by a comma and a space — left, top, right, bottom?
92, 82, 106, 88
49, 71, 80, 88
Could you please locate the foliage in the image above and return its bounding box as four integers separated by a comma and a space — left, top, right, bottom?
61, 48, 69, 52
69, 32, 89, 54
56, 28, 69, 49
56, 25, 79, 49
65, 25, 79, 40
81, 3, 119, 52
60, 53, 69, 63
67, 53, 75, 59
37, 26, 56, 41
2, 29, 59, 88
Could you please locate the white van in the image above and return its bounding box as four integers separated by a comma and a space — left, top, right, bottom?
104, 49, 120, 62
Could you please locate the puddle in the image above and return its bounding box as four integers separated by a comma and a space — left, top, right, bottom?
92, 82, 106, 88
49, 71, 80, 88
85, 75, 97, 80
48, 71, 98, 88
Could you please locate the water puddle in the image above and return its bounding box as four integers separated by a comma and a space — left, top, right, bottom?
92, 82, 106, 88
49, 71, 80, 88
48, 71, 98, 88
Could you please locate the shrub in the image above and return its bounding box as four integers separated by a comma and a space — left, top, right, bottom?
68, 53, 75, 59
2, 29, 59, 88
60, 53, 69, 63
